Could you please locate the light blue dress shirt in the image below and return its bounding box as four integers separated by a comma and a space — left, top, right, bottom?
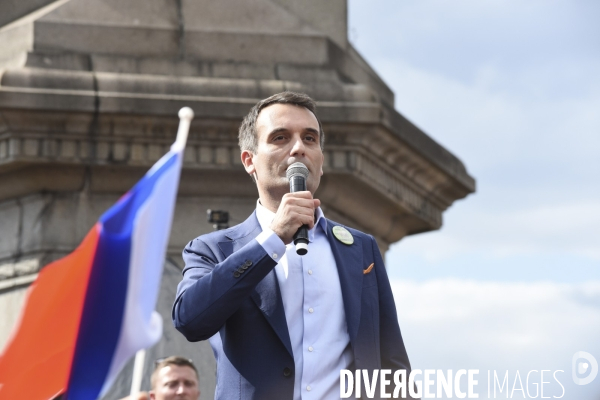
255, 201, 353, 400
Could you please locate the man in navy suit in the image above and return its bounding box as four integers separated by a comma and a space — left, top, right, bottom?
173, 92, 415, 399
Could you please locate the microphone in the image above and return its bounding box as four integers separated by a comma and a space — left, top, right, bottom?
286, 162, 310, 255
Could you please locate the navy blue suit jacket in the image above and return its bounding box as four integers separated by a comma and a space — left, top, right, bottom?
172, 212, 413, 399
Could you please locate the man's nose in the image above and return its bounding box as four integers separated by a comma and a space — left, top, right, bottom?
290, 136, 306, 156
176, 383, 186, 394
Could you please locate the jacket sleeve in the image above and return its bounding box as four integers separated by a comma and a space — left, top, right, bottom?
172, 236, 278, 342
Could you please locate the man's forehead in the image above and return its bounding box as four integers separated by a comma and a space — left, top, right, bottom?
158, 365, 198, 382
256, 103, 319, 131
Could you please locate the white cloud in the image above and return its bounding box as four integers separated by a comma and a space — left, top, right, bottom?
393, 199, 600, 262
391, 279, 600, 398
371, 57, 600, 179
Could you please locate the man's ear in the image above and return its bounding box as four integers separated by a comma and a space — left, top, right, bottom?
319, 152, 324, 176
241, 150, 255, 175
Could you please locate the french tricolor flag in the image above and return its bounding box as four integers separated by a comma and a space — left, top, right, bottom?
0, 108, 194, 400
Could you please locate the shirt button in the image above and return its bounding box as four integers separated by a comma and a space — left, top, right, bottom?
308, 307, 314, 313
308, 346, 313, 352
306, 385, 312, 391
308, 269, 312, 275
272, 253, 278, 259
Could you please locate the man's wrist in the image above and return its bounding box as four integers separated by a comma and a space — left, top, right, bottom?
256, 228, 286, 261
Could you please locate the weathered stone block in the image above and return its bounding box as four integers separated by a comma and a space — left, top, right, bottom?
93, 141, 108, 161
130, 143, 145, 162
212, 62, 275, 80
14, 258, 39, 275
0, 284, 30, 352
184, 0, 313, 35
147, 144, 162, 162
276, 64, 340, 84
0, 199, 20, 260
270, 0, 347, 48
42, 138, 58, 157
169, 195, 256, 251
60, 139, 77, 159
25, 51, 92, 72
0, 263, 14, 280
112, 142, 128, 161
17, 194, 48, 255
23, 138, 39, 156
2, 68, 95, 91
0, 140, 7, 159
183, 146, 196, 164
199, 146, 212, 164
8, 138, 20, 157
0, 0, 56, 29
184, 31, 329, 66
232, 149, 242, 165
214, 147, 229, 165
39, 0, 178, 29
332, 150, 347, 169
34, 23, 180, 59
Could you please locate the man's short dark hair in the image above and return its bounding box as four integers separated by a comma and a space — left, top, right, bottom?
151, 356, 198, 389
238, 91, 325, 153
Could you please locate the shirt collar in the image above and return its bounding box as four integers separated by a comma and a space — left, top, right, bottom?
255, 199, 328, 239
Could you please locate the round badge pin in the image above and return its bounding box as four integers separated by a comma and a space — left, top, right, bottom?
332, 226, 354, 245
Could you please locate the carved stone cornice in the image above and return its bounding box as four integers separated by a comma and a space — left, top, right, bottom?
0, 103, 472, 250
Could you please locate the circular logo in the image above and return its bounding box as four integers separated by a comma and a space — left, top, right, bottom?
333, 226, 354, 245
573, 351, 598, 385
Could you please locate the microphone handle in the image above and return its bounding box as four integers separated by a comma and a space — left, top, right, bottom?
293, 225, 309, 255
289, 175, 309, 255
289, 175, 306, 193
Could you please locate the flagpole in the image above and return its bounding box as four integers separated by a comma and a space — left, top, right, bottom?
172, 107, 194, 152
128, 107, 194, 398
129, 349, 146, 397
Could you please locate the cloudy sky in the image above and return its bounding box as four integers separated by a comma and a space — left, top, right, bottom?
348, 0, 600, 398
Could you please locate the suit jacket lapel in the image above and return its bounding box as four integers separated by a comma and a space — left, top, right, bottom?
217, 212, 293, 357
327, 220, 363, 342
251, 272, 293, 357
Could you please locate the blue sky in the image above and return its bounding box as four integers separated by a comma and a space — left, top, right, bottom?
347, 0, 600, 283
348, 1, 600, 398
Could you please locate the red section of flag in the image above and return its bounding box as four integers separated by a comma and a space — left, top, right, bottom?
0, 225, 100, 400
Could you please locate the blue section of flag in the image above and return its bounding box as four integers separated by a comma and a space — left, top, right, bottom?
66, 152, 179, 400
66, 228, 131, 400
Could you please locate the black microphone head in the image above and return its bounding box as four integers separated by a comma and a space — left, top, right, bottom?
286, 162, 309, 181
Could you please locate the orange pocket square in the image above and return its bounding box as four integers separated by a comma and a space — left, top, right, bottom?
363, 263, 374, 274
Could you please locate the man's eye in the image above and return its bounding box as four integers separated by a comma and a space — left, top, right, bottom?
305, 136, 317, 142
273, 135, 285, 141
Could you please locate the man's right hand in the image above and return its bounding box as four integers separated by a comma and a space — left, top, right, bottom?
270, 191, 320, 244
